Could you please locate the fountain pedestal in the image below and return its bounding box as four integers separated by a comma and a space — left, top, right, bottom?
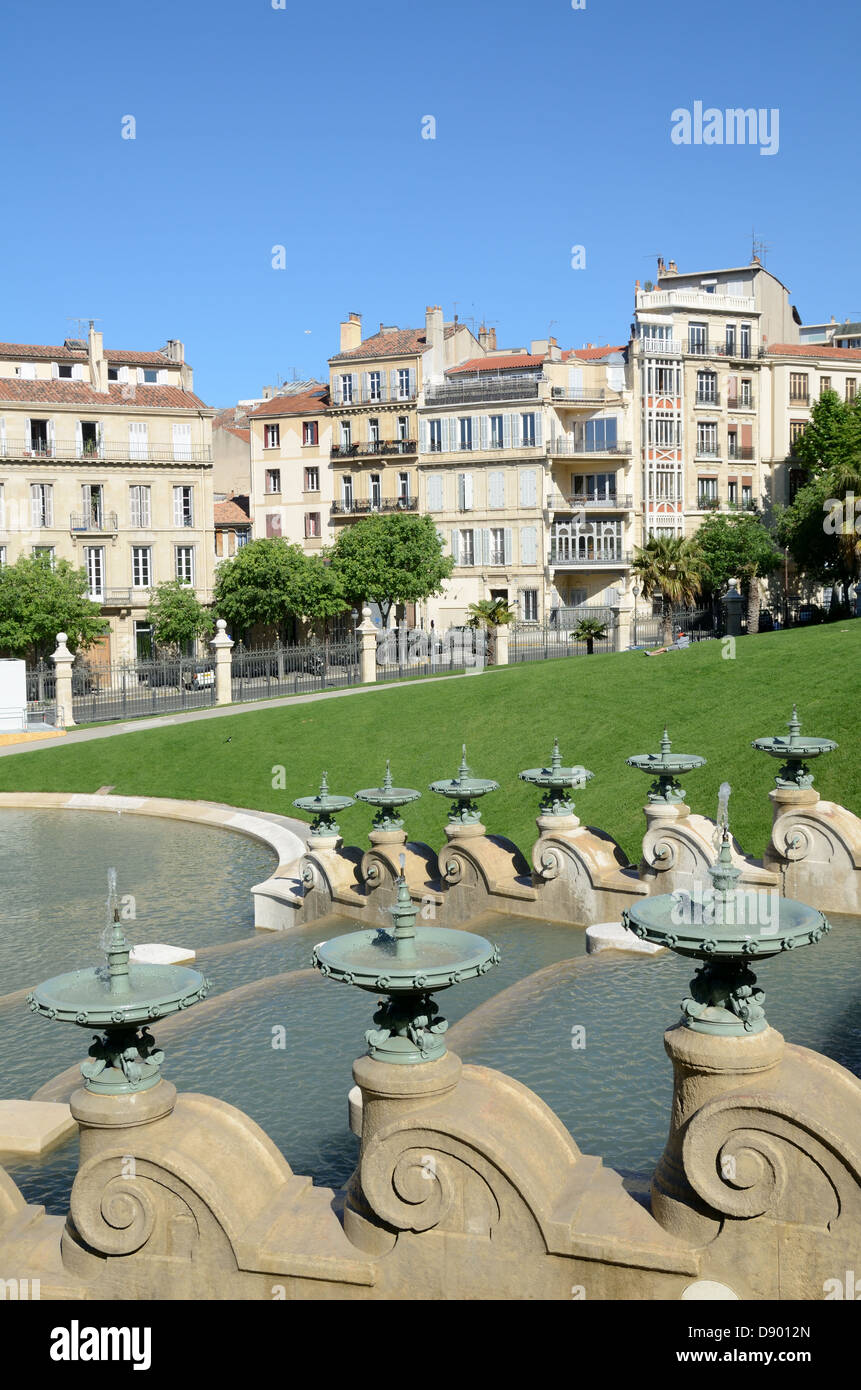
763, 786, 861, 914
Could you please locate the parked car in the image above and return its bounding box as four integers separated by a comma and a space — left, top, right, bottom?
183, 669, 215, 691
144, 663, 182, 689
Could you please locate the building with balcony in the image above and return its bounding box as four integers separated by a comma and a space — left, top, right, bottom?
0, 323, 215, 661
760, 342, 861, 505
327, 308, 480, 531
246, 383, 333, 551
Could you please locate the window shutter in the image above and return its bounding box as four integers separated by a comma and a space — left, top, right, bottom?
73, 363, 84, 381
741, 423, 753, 449
450, 529, 459, 564
480, 415, 489, 450
47, 419, 55, 452
24, 418, 32, 452
173, 488, 182, 527
471, 415, 480, 450
521, 526, 537, 564
75, 420, 83, 458
441, 417, 450, 452
464, 472, 473, 509
130, 487, 140, 527
51, 362, 59, 379
520, 469, 536, 507
512, 414, 523, 448
419, 418, 428, 452
534, 412, 543, 447
728, 374, 738, 398
504, 528, 513, 565
503, 414, 512, 449
428, 474, 443, 511
98, 421, 106, 456
363, 373, 370, 399
489, 470, 503, 509
137, 368, 145, 385
390, 369, 398, 399
408, 368, 416, 398
0, 417, 5, 456
30, 485, 40, 528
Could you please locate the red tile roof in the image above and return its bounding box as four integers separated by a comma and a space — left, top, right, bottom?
0, 342, 180, 368
768, 342, 861, 362
220, 426, 250, 443
331, 327, 429, 362
562, 346, 625, 360
247, 387, 329, 417
214, 496, 251, 525
0, 379, 210, 409
447, 354, 544, 375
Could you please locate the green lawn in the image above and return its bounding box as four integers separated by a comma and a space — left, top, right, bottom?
1, 624, 858, 865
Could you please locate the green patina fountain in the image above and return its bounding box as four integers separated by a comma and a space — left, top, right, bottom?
354, 760, 421, 831
313, 859, 500, 1063
626, 726, 706, 803
26, 871, 210, 1094
429, 744, 499, 825
622, 785, 830, 1036
293, 770, 355, 836
519, 737, 594, 817
751, 704, 838, 789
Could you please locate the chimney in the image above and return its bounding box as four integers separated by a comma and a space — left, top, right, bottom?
635, 279, 641, 291
339, 312, 362, 353
657, 256, 665, 277
425, 304, 444, 382
163, 339, 185, 363
530, 339, 550, 357
88, 319, 108, 393
488, 328, 497, 350
548, 337, 561, 362
478, 323, 490, 350
666, 260, 678, 275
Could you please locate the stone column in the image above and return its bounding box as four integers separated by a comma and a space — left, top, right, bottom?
494, 625, 509, 666
51, 632, 75, 729
359, 606, 378, 684
721, 578, 744, 637
210, 619, 234, 705
611, 596, 634, 652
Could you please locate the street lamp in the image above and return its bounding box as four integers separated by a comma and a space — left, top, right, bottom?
631, 580, 641, 645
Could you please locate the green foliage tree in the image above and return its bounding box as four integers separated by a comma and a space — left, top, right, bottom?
790, 388, 861, 479
295, 554, 348, 630
146, 580, 215, 652
330, 513, 453, 627
466, 598, 515, 629
631, 535, 706, 645
572, 617, 608, 654
777, 390, 861, 597
694, 513, 781, 634
213, 538, 309, 639
0, 554, 108, 660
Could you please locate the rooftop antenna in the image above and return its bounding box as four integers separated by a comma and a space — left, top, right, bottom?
66, 316, 100, 340
751, 229, 771, 265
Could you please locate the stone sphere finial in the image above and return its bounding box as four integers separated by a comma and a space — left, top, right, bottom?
216, 618, 227, 633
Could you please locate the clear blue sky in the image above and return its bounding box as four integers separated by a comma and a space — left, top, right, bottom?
2, 0, 858, 404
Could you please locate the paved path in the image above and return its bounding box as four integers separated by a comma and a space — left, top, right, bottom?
0, 672, 474, 759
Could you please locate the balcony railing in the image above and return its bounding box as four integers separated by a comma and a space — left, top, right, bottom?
425, 377, 543, 407
0, 440, 211, 464
695, 444, 721, 459
550, 386, 614, 404
789, 394, 810, 406
697, 497, 720, 510
331, 497, 418, 515
638, 338, 685, 356
726, 395, 755, 410
685, 342, 756, 359
636, 289, 756, 313
724, 500, 758, 512
549, 493, 633, 511
70, 511, 119, 533
331, 386, 416, 406
727, 446, 756, 461
548, 436, 630, 456
694, 391, 720, 406
331, 439, 416, 458
549, 547, 631, 568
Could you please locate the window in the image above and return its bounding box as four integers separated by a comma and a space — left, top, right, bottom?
302, 420, 318, 446
459, 417, 472, 450
696, 370, 717, 403
696, 422, 719, 457
236, 530, 249, 548
654, 366, 677, 395
429, 419, 442, 452
29, 419, 51, 454
649, 413, 679, 447
305, 512, 321, 539
459, 529, 475, 566
397, 368, 411, 400
521, 589, 538, 622
697, 477, 718, 506
265, 513, 282, 537
397, 415, 409, 442
304, 466, 319, 492
173, 485, 194, 527
740, 378, 753, 406
80, 421, 99, 457
727, 429, 738, 460
368, 370, 382, 402
727, 480, 738, 504
847, 379, 857, 401
132, 546, 152, 587
488, 470, 505, 509
340, 374, 354, 404
30, 483, 53, 527
789, 420, 806, 449
264, 423, 280, 449
584, 417, 618, 450
739, 324, 751, 357
340, 420, 352, 450
457, 472, 473, 511
820, 377, 831, 395
521, 412, 536, 446
142, 369, 159, 384
107, 366, 119, 382
342, 475, 353, 508
789, 372, 809, 404
57, 363, 74, 379
398, 472, 410, 502
725, 324, 736, 356
490, 415, 504, 448
489, 528, 506, 565
370, 474, 382, 508
175, 546, 194, 584
0, 546, 5, 567
82, 483, 104, 527
742, 484, 752, 507
129, 485, 151, 527
426, 474, 443, 511
32, 545, 55, 564
368, 418, 380, 446
688, 322, 708, 354
265, 469, 281, 494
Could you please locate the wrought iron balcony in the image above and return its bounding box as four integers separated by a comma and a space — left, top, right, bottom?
548, 436, 630, 456
637, 338, 685, 357
70, 511, 119, 533
686, 342, 757, 360
424, 377, 543, 407
789, 394, 810, 406
695, 444, 722, 459
331, 385, 416, 405
331, 497, 418, 516
727, 445, 756, 461
550, 386, 615, 404
694, 391, 720, 406
697, 497, 720, 511
549, 547, 631, 568
548, 493, 633, 512
0, 440, 211, 464
726, 395, 755, 410
724, 500, 758, 512
330, 439, 416, 458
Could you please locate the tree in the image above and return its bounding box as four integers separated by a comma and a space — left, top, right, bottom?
295, 554, 348, 630
695, 513, 781, 634
0, 554, 108, 660
147, 580, 214, 651
776, 390, 861, 599
330, 513, 454, 627
631, 535, 706, 645
466, 598, 515, 629
790, 388, 861, 479
214, 538, 309, 638
572, 617, 608, 655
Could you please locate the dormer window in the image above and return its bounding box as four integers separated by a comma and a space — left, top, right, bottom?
57, 363, 74, 379
142, 369, 158, 384
107, 366, 119, 382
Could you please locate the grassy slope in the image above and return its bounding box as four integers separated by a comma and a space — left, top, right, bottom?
0, 624, 858, 865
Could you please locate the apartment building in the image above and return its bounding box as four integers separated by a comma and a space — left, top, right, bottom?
328, 308, 480, 532
419, 339, 634, 624
247, 384, 333, 550
0, 323, 215, 661
763, 343, 861, 505
630, 257, 799, 541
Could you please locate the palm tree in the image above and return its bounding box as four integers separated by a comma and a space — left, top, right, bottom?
572, 617, 608, 655
466, 598, 515, 630
632, 536, 706, 645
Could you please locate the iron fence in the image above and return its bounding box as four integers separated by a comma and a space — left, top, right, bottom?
511, 610, 614, 662
231, 637, 359, 702
63, 656, 218, 722
374, 625, 486, 680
